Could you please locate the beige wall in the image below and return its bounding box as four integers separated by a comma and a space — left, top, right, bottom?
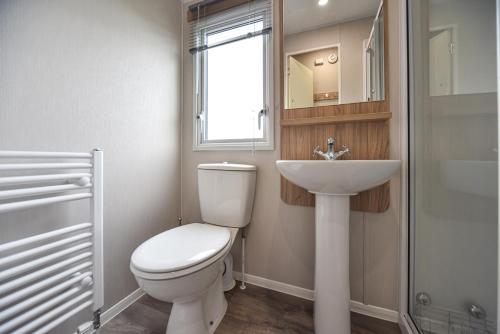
0, 0, 182, 331
182, 0, 403, 311
285, 17, 373, 104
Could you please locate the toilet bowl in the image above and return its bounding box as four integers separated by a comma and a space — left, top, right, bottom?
130, 163, 256, 334
131, 223, 238, 334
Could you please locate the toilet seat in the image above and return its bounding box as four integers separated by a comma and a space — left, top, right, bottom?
130, 223, 233, 280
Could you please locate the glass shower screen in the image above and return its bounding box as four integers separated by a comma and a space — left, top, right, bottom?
408, 0, 498, 333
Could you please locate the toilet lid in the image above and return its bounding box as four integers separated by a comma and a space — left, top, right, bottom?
198, 163, 256, 171
131, 223, 230, 273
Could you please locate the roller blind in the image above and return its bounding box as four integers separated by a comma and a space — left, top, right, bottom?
188, 0, 272, 54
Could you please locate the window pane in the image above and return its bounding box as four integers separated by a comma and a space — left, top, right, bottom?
205, 30, 264, 141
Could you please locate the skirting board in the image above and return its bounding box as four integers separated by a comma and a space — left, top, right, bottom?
233, 271, 399, 323
233, 271, 314, 300
350, 301, 400, 323
399, 313, 418, 334
101, 288, 145, 327
100, 273, 399, 328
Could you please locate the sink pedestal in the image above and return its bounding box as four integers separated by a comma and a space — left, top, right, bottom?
314, 194, 351, 334
275, 159, 401, 333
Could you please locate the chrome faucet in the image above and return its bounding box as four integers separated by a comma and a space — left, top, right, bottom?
313, 138, 350, 160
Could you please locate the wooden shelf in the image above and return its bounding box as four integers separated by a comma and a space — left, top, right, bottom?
281, 112, 392, 127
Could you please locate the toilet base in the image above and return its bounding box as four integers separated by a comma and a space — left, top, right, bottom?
166, 273, 227, 334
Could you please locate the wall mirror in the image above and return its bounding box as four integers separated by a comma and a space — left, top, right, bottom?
283, 0, 385, 109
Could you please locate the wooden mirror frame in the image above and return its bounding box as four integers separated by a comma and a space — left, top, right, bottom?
278, 0, 393, 212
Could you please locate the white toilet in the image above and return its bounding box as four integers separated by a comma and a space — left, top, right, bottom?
130, 163, 256, 334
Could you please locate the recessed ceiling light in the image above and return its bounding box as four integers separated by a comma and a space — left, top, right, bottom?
318, 0, 328, 6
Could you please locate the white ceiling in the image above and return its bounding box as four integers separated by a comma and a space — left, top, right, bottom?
284, 0, 381, 36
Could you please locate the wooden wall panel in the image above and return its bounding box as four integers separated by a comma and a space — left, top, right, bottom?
279, 0, 392, 213
280, 102, 391, 212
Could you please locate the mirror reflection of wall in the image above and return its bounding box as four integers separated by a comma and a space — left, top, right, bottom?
287, 47, 340, 108
428, 0, 496, 96
284, 0, 384, 109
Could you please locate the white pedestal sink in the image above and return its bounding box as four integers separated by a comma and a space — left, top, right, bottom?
276, 160, 401, 334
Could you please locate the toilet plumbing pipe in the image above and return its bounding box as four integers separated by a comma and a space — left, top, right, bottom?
240, 228, 246, 290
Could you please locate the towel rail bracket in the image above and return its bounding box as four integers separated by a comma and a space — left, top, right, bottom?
74, 308, 101, 334
93, 309, 101, 330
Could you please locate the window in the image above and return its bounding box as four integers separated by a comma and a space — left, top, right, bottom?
190, 1, 273, 150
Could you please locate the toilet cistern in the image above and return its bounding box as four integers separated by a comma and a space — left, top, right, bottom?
130, 163, 256, 334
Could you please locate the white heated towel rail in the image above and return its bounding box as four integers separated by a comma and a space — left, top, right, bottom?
0, 149, 103, 334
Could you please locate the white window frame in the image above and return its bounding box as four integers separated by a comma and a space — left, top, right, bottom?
192, 14, 274, 151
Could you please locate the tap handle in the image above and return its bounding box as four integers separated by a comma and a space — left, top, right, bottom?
342, 145, 351, 155
313, 145, 320, 157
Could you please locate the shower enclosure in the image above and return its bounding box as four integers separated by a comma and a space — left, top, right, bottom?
408, 0, 498, 333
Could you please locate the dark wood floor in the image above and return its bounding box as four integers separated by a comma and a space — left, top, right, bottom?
102, 283, 401, 334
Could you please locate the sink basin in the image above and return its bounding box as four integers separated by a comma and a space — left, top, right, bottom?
276, 159, 401, 334
276, 160, 401, 195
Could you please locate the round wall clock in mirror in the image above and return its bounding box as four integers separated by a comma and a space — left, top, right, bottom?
327, 53, 338, 64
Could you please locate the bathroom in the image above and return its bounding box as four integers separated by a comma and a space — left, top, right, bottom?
0, 0, 497, 333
